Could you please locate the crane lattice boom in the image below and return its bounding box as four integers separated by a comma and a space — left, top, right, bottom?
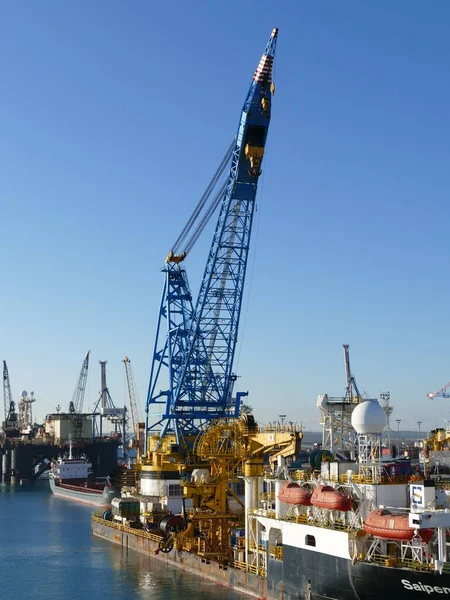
69, 351, 90, 413
123, 356, 141, 432
3, 361, 14, 422
146, 28, 279, 444
343, 344, 361, 401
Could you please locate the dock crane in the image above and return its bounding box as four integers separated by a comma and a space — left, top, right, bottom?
69, 350, 90, 414
2, 361, 18, 435
343, 343, 361, 403
68, 350, 90, 440
427, 381, 450, 400
3, 361, 10, 423
146, 28, 278, 448
92, 361, 127, 442
123, 357, 144, 454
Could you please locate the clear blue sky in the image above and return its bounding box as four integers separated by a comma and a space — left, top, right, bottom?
1, 1, 450, 433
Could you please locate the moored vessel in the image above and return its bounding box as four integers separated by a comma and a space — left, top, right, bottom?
92, 345, 450, 599
49, 449, 118, 507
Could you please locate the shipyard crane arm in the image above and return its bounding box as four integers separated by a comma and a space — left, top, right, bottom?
146, 28, 279, 445
427, 380, 450, 399
123, 356, 141, 433
69, 351, 90, 413
169, 140, 235, 261
3, 361, 15, 422
343, 344, 361, 402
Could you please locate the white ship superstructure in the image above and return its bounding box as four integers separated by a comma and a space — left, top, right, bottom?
241, 400, 450, 599
51, 457, 92, 481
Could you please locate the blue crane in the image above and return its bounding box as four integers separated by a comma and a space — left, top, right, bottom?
146, 29, 278, 446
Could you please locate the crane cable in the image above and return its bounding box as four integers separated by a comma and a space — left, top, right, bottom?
171, 139, 234, 257
184, 180, 228, 255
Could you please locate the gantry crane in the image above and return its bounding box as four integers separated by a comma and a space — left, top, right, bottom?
146, 28, 279, 447
92, 361, 127, 441
123, 356, 144, 454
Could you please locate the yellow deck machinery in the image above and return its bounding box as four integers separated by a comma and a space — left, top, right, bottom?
134, 414, 303, 562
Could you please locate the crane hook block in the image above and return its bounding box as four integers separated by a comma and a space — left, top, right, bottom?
245, 144, 264, 166
261, 97, 270, 114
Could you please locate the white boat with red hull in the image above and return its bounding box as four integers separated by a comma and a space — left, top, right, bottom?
49, 449, 118, 507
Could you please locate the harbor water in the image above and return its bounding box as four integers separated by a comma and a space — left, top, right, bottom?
0, 483, 249, 600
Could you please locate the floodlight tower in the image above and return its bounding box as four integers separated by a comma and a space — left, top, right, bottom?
18, 391, 36, 430
380, 391, 393, 450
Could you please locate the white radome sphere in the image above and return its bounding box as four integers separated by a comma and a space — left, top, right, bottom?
351, 400, 386, 434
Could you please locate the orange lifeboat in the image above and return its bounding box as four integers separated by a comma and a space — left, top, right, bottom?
364, 509, 433, 542
310, 485, 352, 511
277, 482, 312, 506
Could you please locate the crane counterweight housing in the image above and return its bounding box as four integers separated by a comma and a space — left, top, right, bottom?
146, 29, 279, 446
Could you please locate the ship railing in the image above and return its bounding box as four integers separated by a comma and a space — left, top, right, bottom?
247, 541, 281, 559
249, 508, 357, 533
291, 470, 311, 482
248, 542, 265, 552
92, 515, 163, 544
259, 492, 275, 501
334, 473, 412, 485
229, 559, 266, 578
435, 481, 450, 490
270, 545, 283, 559
249, 508, 276, 518
307, 518, 355, 533
295, 514, 308, 524
284, 514, 301, 523
257, 423, 302, 434
364, 552, 435, 572
400, 557, 435, 572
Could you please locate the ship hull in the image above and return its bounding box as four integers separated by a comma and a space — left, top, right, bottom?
271, 544, 450, 600
92, 517, 267, 599
92, 515, 450, 599
49, 477, 118, 507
